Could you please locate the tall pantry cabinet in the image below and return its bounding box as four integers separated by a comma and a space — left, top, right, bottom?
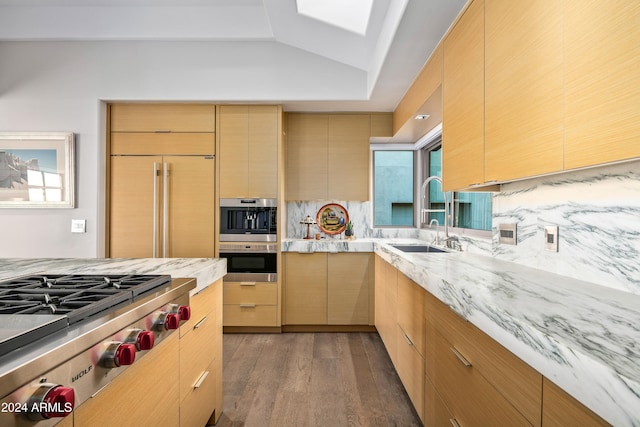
108, 104, 216, 258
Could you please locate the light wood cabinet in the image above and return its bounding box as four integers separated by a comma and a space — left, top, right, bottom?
284, 252, 328, 325
110, 103, 215, 133
374, 254, 398, 364
327, 253, 372, 325
180, 279, 223, 426
542, 378, 611, 427
218, 105, 281, 198
442, 0, 485, 191
223, 281, 279, 327
285, 113, 372, 201
284, 252, 372, 326
73, 333, 180, 427
563, 0, 640, 170
484, 0, 564, 182
109, 154, 215, 258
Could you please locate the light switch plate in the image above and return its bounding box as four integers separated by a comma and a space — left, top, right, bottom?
544, 225, 558, 252
71, 219, 86, 233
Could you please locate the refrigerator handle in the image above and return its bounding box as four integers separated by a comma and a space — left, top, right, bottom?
153, 162, 160, 258
163, 162, 169, 258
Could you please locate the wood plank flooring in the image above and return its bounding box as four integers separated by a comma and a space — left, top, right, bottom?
216, 333, 421, 427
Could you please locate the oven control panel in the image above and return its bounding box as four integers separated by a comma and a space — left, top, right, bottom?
0, 300, 191, 426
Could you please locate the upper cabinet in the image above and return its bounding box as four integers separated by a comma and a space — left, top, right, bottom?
563, 0, 640, 170
484, 0, 564, 182
442, 0, 485, 191
439, 0, 639, 190
286, 113, 371, 201
218, 105, 282, 199
110, 104, 215, 133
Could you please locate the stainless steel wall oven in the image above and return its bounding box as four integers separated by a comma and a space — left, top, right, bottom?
218, 243, 277, 283
219, 198, 277, 242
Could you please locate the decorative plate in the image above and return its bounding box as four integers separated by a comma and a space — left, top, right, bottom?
316, 203, 349, 235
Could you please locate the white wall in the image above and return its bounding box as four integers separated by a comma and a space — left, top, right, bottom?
0, 40, 366, 258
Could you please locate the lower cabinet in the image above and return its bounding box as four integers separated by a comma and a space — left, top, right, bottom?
374, 254, 398, 362
223, 281, 279, 327
73, 332, 180, 427
542, 378, 611, 427
180, 279, 223, 426
284, 252, 373, 326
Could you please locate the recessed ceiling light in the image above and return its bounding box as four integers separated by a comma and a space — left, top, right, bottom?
296, 0, 373, 36
415, 114, 430, 120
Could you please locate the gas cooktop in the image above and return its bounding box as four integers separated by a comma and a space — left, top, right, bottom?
0, 274, 172, 358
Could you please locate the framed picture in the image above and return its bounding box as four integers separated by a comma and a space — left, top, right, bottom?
0, 132, 75, 208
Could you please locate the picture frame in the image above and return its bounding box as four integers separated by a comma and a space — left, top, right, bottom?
0, 132, 75, 208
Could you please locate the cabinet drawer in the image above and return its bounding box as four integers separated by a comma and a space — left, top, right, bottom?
431, 329, 532, 426
425, 375, 454, 427
224, 304, 278, 327
110, 103, 215, 132
181, 281, 219, 337
180, 359, 216, 427
428, 295, 542, 425
224, 281, 278, 305
397, 324, 425, 422
542, 378, 610, 427
397, 273, 425, 357
180, 311, 216, 402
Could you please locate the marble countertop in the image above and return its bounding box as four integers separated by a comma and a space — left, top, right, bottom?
0, 258, 226, 295
283, 238, 640, 426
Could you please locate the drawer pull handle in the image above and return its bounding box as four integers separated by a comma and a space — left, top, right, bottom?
240, 304, 256, 308
402, 333, 414, 347
240, 282, 257, 286
194, 316, 208, 329
193, 371, 209, 389
449, 418, 461, 427
450, 347, 472, 367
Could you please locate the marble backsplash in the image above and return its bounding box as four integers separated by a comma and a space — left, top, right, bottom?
286, 159, 640, 295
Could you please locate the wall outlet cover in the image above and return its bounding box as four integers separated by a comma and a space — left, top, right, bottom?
71, 219, 86, 233
544, 225, 558, 252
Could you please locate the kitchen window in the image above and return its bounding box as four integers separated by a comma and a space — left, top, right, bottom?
420, 141, 492, 232
373, 150, 414, 226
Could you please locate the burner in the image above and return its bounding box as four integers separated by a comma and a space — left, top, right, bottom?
0, 274, 172, 357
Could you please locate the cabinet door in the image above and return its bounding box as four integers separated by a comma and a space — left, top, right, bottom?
110, 103, 215, 132
165, 155, 215, 258
397, 324, 425, 422
563, 0, 640, 170
374, 255, 398, 365
328, 115, 371, 201
397, 273, 425, 357
542, 378, 610, 427
485, 0, 563, 182
248, 105, 279, 198
327, 253, 371, 325
284, 253, 327, 324
219, 105, 249, 198
286, 114, 329, 200
442, 0, 485, 191
110, 155, 162, 258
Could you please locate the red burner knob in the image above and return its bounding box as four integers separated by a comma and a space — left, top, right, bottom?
115, 343, 136, 366
178, 305, 191, 322
42, 386, 75, 418
164, 313, 180, 330
136, 330, 155, 351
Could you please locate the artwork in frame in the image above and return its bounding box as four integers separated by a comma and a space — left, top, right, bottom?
0, 132, 75, 208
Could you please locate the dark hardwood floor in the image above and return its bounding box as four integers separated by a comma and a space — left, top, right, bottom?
216, 332, 422, 427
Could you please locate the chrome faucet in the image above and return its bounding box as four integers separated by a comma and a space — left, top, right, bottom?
420, 175, 451, 240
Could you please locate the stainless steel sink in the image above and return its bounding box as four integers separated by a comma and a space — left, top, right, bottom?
390, 244, 447, 253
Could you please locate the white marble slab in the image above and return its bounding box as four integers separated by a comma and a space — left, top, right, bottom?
0, 258, 226, 295
374, 242, 640, 427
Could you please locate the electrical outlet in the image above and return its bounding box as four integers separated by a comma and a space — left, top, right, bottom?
544, 225, 558, 252
71, 219, 86, 233
498, 223, 517, 245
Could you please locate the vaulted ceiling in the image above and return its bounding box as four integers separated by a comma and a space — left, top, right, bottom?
0, 0, 466, 112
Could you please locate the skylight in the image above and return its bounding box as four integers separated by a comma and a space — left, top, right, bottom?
296, 0, 373, 36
